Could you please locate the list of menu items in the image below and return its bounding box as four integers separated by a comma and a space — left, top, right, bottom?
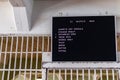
57, 27, 84, 53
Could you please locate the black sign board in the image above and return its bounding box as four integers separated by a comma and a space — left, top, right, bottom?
52, 16, 116, 61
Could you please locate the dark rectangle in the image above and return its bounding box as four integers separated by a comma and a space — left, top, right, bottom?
52, 16, 116, 61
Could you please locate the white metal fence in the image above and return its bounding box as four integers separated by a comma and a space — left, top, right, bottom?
0, 34, 119, 80
0, 34, 51, 80
47, 69, 119, 80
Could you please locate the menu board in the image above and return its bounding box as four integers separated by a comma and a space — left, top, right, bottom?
52, 16, 116, 61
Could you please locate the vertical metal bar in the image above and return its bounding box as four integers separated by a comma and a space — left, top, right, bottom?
30, 36, 34, 80
71, 69, 73, 80
0, 36, 3, 65
7, 36, 13, 80
82, 69, 84, 80
47, 36, 49, 52
112, 69, 115, 80
76, 69, 79, 80
42, 36, 44, 52
13, 36, 18, 80
100, 69, 102, 80
2, 37, 8, 80
19, 36, 23, 79
94, 69, 96, 80
59, 69, 61, 80
106, 69, 108, 80
0, 36, 3, 80
118, 70, 120, 80
65, 69, 67, 80
24, 36, 29, 80
35, 36, 39, 80
53, 69, 55, 80
116, 70, 119, 80
88, 69, 90, 80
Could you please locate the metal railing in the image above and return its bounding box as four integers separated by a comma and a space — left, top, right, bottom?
47, 69, 119, 80
0, 34, 51, 80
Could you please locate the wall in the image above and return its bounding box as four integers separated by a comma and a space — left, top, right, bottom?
31, 0, 120, 34
0, 0, 120, 34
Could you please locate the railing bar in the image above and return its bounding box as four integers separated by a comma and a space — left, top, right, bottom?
53, 69, 55, 80
0, 36, 3, 80
88, 69, 90, 80
7, 36, 13, 80
0, 69, 42, 71
94, 69, 96, 80
118, 70, 120, 80
76, 69, 79, 80
59, 69, 61, 80
2, 37, 8, 80
82, 69, 84, 80
19, 36, 23, 80
65, 69, 67, 80
29, 36, 34, 80
106, 69, 109, 80
100, 69, 102, 80
71, 69, 72, 80
0, 36, 3, 64
42, 36, 44, 52
112, 69, 115, 80
1, 51, 42, 53
35, 36, 39, 80
47, 36, 49, 52
24, 36, 29, 80
13, 36, 18, 80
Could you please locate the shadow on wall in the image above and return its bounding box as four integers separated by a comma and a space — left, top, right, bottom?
31, 0, 65, 28
31, 0, 118, 30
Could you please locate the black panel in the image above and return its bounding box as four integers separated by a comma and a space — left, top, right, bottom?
52, 16, 116, 61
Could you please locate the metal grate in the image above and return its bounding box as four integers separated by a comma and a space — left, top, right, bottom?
0, 34, 51, 80
47, 69, 119, 80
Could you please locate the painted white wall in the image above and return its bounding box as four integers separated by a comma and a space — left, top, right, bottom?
0, 2, 16, 33
0, 0, 8, 2
31, 0, 120, 34
0, 0, 120, 34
